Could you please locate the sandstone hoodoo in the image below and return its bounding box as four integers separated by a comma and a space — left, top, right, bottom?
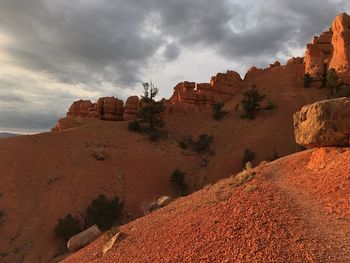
294, 97, 350, 148
305, 12, 350, 85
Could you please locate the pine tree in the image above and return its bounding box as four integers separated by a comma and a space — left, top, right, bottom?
326, 68, 339, 97
128, 81, 166, 140
241, 85, 265, 119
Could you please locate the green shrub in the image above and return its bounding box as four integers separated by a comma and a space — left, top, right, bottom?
86, 194, 123, 230
169, 169, 188, 196
241, 86, 265, 119
326, 68, 339, 97
54, 214, 82, 241
193, 134, 213, 153
212, 102, 228, 120
128, 120, 141, 132
264, 99, 275, 110
304, 73, 312, 88
242, 149, 256, 168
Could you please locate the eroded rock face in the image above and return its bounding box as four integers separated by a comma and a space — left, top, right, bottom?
52, 96, 128, 131
123, 96, 140, 121
67, 225, 101, 252
294, 98, 350, 148
329, 13, 350, 84
305, 13, 350, 84
169, 70, 243, 111
287, 57, 304, 65
97, 97, 124, 121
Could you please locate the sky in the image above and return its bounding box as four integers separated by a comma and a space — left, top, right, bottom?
0, 0, 349, 133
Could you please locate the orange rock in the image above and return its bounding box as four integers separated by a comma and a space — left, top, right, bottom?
287, 57, 304, 65
97, 97, 124, 121
67, 100, 94, 118
244, 66, 263, 81
329, 13, 350, 84
123, 96, 140, 121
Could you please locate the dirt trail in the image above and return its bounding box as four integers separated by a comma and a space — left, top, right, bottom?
269, 161, 350, 263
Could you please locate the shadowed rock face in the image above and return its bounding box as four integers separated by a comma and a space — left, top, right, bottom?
305, 13, 350, 84
294, 98, 350, 148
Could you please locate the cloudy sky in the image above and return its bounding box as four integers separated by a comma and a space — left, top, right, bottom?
0, 0, 349, 133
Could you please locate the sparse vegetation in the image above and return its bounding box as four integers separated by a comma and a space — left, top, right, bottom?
242, 149, 256, 168
86, 194, 124, 230
178, 134, 213, 154
241, 85, 265, 119
169, 169, 188, 196
193, 134, 213, 154
54, 214, 82, 241
128, 82, 166, 141
326, 68, 339, 97
304, 73, 313, 88
264, 99, 275, 110
212, 102, 228, 120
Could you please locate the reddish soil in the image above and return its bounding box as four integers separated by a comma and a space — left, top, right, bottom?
0, 63, 328, 262
64, 147, 350, 262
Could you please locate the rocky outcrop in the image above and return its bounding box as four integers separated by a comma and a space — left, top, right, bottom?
169, 70, 243, 111
305, 13, 350, 84
123, 96, 140, 121
287, 57, 304, 65
329, 13, 350, 84
294, 98, 350, 148
52, 96, 138, 131
97, 97, 124, 121
270, 61, 281, 68
67, 225, 101, 252
244, 66, 263, 81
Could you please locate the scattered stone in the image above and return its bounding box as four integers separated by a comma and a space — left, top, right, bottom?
67, 225, 101, 252
102, 232, 121, 256
146, 196, 173, 214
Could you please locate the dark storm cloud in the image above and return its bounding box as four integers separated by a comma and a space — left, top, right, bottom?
0, 0, 349, 132
0, 0, 348, 87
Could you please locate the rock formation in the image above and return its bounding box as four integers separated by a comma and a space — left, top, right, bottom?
123, 96, 140, 121
52, 96, 138, 131
67, 225, 102, 252
294, 98, 350, 148
305, 13, 350, 84
168, 70, 243, 112
329, 13, 350, 84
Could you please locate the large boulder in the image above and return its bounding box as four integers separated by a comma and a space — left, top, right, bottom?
294, 98, 350, 148
67, 225, 101, 252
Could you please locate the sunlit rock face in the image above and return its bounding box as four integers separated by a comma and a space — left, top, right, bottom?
305, 13, 350, 84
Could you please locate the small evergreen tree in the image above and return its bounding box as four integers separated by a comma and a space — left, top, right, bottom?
86, 194, 123, 230
212, 102, 228, 120
241, 86, 265, 119
54, 214, 82, 241
304, 73, 313, 88
129, 82, 166, 140
326, 68, 339, 97
169, 169, 188, 196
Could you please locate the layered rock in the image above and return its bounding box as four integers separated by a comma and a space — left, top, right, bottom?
96, 97, 124, 121
305, 30, 333, 81
329, 13, 350, 84
294, 98, 350, 148
287, 57, 304, 65
123, 96, 140, 121
169, 70, 243, 111
52, 96, 135, 131
305, 13, 350, 84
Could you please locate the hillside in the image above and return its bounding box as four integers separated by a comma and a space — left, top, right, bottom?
63, 147, 350, 262
0, 12, 349, 263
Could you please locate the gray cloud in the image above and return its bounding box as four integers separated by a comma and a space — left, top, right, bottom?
0, 0, 349, 132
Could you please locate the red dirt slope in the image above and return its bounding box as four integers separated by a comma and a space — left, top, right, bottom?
64, 147, 350, 262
